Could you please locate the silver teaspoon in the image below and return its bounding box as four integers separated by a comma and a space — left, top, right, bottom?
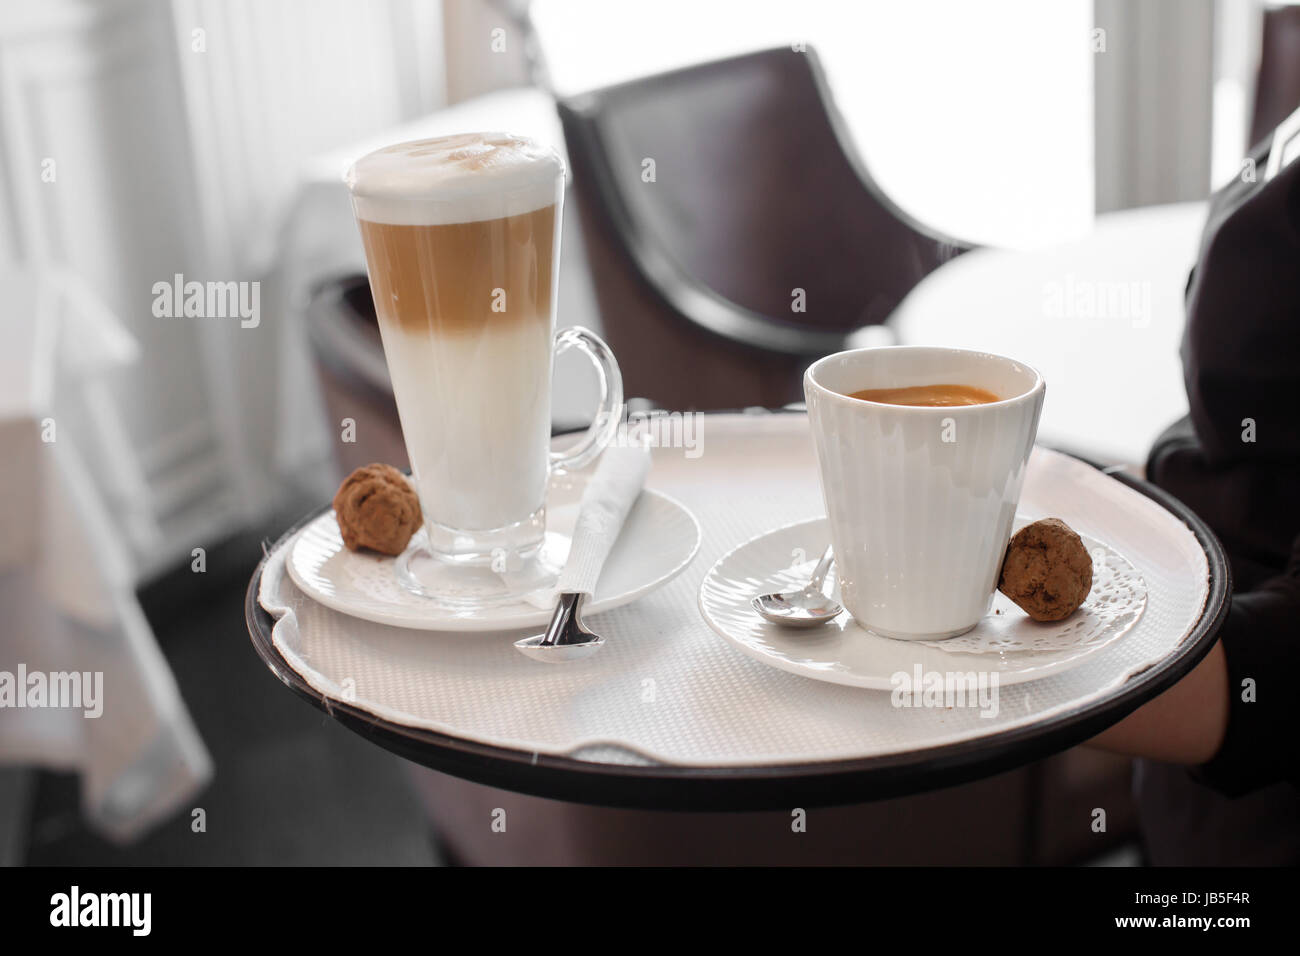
514, 592, 605, 662
750, 545, 842, 627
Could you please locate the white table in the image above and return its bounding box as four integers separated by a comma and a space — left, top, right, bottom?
875, 202, 1206, 467
0, 266, 210, 842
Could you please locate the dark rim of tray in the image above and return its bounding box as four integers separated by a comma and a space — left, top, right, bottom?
244, 410, 1231, 811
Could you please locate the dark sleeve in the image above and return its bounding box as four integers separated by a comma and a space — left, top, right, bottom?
1151, 128, 1300, 794
1181, 137, 1300, 469
1147, 416, 1300, 589
1191, 542, 1300, 795
1170, 137, 1300, 578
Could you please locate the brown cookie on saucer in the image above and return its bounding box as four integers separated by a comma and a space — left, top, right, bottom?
332, 463, 422, 556
998, 517, 1093, 622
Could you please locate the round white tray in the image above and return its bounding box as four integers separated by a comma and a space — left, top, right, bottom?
255, 412, 1213, 774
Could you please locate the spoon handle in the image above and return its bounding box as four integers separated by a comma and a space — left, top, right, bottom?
537, 592, 583, 648
808, 545, 835, 591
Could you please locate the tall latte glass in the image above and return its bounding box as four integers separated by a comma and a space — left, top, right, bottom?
345, 133, 622, 603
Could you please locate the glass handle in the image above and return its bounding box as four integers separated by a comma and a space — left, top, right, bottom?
549, 326, 623, 473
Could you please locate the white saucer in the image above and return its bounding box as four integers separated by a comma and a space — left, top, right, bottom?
288, 483, 700, 632
698, 516, 1147, 689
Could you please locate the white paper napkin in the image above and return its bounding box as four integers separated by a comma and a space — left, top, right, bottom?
558, 445, 653, 596
506, 445, 652, 608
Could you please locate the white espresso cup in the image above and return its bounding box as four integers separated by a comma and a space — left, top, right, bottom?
804, 347, 1045, 640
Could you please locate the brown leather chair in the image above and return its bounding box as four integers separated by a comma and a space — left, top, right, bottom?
558, 46, 971, 411
1252, 5, 1300, 149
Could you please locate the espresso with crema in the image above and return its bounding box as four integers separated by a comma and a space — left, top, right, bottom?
848, 384, 1001, 406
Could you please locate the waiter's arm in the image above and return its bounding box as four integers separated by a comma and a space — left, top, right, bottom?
1088, 640, 1228, 764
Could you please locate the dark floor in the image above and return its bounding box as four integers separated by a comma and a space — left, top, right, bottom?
23, 511, 440, 866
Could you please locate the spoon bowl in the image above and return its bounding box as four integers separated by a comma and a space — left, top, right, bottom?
750, 545, 843, 627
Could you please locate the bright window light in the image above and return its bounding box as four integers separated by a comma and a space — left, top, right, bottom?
532, 0, 1094, 249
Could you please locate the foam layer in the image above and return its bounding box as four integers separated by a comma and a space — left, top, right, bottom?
345, 132, 564, 225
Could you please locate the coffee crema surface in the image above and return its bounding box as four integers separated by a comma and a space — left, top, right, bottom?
847, 384, 1001, 406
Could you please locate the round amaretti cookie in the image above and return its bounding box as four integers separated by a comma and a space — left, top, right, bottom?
332, 463, 422, 556
997, 517, 1093, 622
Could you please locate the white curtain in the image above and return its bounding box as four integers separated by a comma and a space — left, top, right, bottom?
0, 0, 446, 577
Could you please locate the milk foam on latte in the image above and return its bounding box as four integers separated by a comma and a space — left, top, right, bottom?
346, 133, 565, 540
346, 132, 563, 224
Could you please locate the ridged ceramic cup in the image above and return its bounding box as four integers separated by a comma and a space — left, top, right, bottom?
805, 347, 1045, 641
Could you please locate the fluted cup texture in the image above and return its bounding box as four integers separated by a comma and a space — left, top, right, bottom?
805, 347, 1045, 640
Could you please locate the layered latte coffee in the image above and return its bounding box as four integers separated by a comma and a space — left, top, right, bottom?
346, 133, 564, 554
